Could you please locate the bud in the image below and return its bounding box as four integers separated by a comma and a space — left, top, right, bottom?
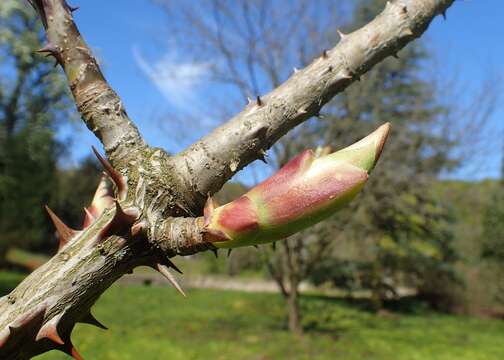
204, 123, 391, 249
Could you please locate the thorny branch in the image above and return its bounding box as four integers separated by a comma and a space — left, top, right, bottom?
0, 0, 454, 358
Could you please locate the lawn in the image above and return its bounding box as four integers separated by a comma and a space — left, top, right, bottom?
1, 271, 503, 359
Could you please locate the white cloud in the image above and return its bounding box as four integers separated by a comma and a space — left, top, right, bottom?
132, 46, 210, 110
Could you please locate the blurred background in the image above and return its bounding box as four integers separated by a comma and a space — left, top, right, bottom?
1, 0, 504, 359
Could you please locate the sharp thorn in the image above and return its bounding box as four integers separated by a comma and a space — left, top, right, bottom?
253, 245, 259, 249
61, 341, 85, 360
272, 242, 277, 251
83, 207, 95, 228
165, 258, 183, 274
212, 249, 219, 258
247, 96, 253, 105
45, 205, 77, 250
157, 264, 186, 297
441, 10, 447, 20
36, 314, 65, 345
114, 200, 139, 225
337, 29, 347, 40
227, 248, 232, 257
256, 95, 263, 106
80, 312, 108, 330
321, 49, 328, 59
91, 146, 126, 199
293, 67, 299, 73
35, 44, 58, 55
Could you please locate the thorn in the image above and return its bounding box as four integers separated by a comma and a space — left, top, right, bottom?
271, 242, 277, 251
83, 207, 95, 228
227, 249, 232, 257
403, 28, 414, 37
36, 314, 64, 345
80, 312, 108, 330
392, 52, 399, 59
45, 205, 77, 250
65, 1, 79, 13
258, 149, 268, 163
114, 201, 139, 224
91, 146, 127, 200
337, 29, 347, 40
212, 249, 219, 258
321, 49, 328, 59
441, 10, 447, 20
337, 69, 353, 80
293, 67, 299, 73
130, 221, 146, 237
247, 96, 253, 105
253, 245, 259, 249
297, 107, 308, 115
157, 264, 186, 297
0, 327, 10, 348
35, 43, 58, 55
164, 258, 183, 274
204, 196, 218, 223
60, 340, 84, 360
256, 95, 263, 106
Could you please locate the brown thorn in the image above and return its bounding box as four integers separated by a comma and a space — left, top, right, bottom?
80, 312, 108, 330
36, 313, 65, 345
60, 341, 85, 360
0, 327, 10, 348
227, 249, 232, 257
91, 146, 126, 199
164, 258, 183, 274
321, 49, 328, 59
82, 207, 95, 228
256, 95, 263, 106
157, 264, 186, 297
35, 44, 58, 55
212, 249, 219, 258
45, 205, 77, 250
130, 221, 146, 237
114, 200, 139, 225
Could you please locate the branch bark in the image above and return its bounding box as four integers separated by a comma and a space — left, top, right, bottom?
28, 0, 146, 166
171, 0, 454, 205
0, 0, 455, 357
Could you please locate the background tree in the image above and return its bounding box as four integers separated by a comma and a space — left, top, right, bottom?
482, 145, 504, 304
0, 1, 72, 261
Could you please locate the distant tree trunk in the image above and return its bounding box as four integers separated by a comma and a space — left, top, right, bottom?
282, 238, 304, 335
285, 279, 303, 335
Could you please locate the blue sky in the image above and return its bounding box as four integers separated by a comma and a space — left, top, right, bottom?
59, 0, 503, 181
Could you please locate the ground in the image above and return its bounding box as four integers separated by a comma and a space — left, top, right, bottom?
1, 271, 503, 359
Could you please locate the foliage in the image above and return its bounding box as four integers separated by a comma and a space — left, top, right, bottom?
306, 0, 459, 310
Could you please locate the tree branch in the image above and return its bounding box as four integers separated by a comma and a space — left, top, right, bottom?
28, 0, 146, 166
171, 0, 454, 205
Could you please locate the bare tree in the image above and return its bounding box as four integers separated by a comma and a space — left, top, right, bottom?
0, 0, 454, 358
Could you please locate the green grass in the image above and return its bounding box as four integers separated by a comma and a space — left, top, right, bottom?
1, 272, 503, 359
